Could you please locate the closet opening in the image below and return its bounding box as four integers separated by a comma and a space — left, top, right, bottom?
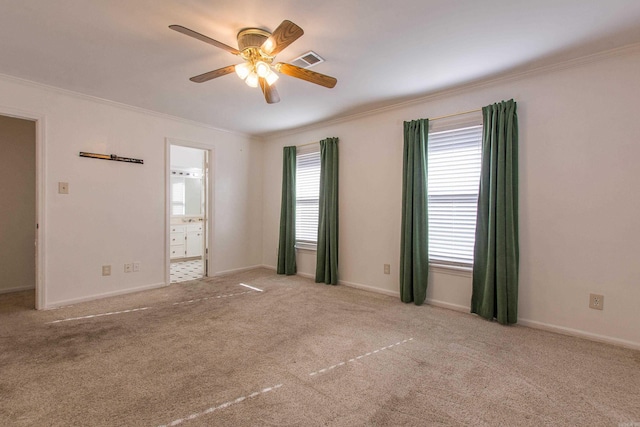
0, 113, 39, 308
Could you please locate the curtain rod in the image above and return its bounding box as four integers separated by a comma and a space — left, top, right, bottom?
430, 108, 481, 121
293, 109, 481, 146
296, 140, 319, 148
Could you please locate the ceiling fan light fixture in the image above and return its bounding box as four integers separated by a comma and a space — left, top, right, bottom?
265, 70, 279, 86
262, 38, 275, 55
171, 20, 335, 104
255, 61, 271, 78
235, 62, 252, 80
245, 72, 259, 88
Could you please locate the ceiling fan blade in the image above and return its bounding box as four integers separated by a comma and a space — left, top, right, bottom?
190, 65, 236, 83
275, 63, 337, 89
262, 20, 303, 56
259, 78, 281, 104
169, 25, 240, 55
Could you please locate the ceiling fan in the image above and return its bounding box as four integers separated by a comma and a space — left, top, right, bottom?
169, 20, 337, 104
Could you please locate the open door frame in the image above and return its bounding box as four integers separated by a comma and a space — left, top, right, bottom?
165, 138, 214, 285
0, 106, 47, 309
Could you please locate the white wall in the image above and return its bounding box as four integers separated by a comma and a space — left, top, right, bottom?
0, 75, 263, 307
171, 145, 204, 170
261, 46, 640, 349
0, 115, 36, 293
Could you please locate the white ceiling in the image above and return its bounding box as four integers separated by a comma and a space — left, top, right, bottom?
1, 0, 640, 136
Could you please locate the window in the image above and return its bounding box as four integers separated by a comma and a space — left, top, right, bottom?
296, 149, 321, 249
428, 124, 483, 268
171, 179, 186, 216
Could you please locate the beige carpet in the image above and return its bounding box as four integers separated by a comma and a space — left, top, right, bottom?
1, 268, 638, 426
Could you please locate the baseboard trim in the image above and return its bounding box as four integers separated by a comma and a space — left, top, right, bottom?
45, 282, 168, 309
0, 285, 35, 295
260, 267, 400, 298
518, 317, 640, 351
339, 279, 399, 298
212, 264, 266, 277
425, 298, 470, 313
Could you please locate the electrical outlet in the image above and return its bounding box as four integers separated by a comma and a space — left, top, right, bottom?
133, 262, 140, 272
589, 293, 604, 310
384, 264, 390, 275
58, 182, 69, 194
102, 265, 111, 276
124, 263, 133, 273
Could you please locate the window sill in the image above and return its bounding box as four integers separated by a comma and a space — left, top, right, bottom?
295, 243, 317, 252
429, 262, 472, 277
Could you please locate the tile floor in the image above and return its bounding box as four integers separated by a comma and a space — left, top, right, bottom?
170, 259, 205, 283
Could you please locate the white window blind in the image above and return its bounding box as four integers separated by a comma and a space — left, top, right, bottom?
428, 124, 483, 267
296, 149, 321, 247
171, 180, 185, 216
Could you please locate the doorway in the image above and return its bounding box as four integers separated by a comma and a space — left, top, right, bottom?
168, 144, 210, 283
0, 114, 36, 304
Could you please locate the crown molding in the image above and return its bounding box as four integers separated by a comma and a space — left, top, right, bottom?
262, 41, 640, 141
0, 72, 255, 139
3, 40, 639, 142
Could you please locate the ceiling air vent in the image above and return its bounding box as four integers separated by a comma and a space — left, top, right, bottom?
290, 51, 325, 69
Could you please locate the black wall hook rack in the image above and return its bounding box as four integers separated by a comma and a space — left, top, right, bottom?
79, 152, 143, 165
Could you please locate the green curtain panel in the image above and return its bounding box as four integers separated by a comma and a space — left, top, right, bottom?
277, 146, 297, 275
471, 99, 519, 324
315, 137, 339, 285
400, 119, 429, 305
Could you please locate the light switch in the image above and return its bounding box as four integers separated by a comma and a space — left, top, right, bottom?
58, 182, 69, 194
